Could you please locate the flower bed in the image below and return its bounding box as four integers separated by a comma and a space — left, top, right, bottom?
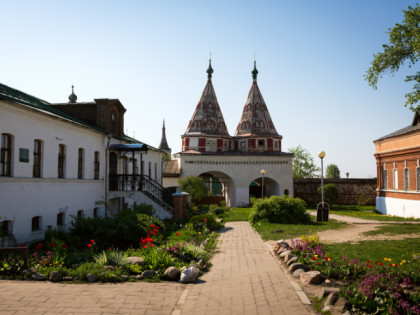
0, 207, 223, 283
286, 235, 420, 314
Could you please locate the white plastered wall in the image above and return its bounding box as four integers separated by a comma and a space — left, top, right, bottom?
376, 196, 420, 218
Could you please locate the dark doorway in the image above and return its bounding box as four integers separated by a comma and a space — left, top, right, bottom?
109, 152, 118, 190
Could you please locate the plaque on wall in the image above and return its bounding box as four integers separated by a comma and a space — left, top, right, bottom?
19, 148, 29, 162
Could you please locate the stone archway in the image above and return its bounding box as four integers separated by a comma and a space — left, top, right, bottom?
198, 171, 234, 206
249, 176, 280, 200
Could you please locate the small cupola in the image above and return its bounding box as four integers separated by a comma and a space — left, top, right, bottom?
68, 85, 77, 103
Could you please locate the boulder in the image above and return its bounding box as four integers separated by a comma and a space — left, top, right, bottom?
179, 267, 200, 283
164, 267, 181, 281
324, 292, 339, 307
198, 259, 206, 269
121, 275, 129, 281
126, 257, 145, 265
62, 276, 73, 281
292, 269, 306, 278
49, 271, 62, 282
86, 273, 97, 283
31, 273, 46, 281
141, 270, 156, 279
284, 253, 296, 262
286, 257, 298, 266
300, 271, 324, 285
329, 297, 348, 315
317, 287, 340, 300
288, 263, 309, 273
279, 250, 291, 258
23, 269, 32, 276
277, 240, 289, 248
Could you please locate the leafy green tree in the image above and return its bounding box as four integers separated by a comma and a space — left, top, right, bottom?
365, 4, 420, 112
318, 183, 339, 207
326, 164, 340, 178
288, 146, 320, 178
178, 176, 208, 201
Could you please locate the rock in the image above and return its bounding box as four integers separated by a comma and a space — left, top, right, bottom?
341, 310, 352, 315
63, 276, 73, 281
284, 253, 296, 263
133, 275, 142, 280
300, 271, 324, 285
317, 287, 341, 299
179, 267, 200, 283
49, 271, 62, 282
126, 257, 145, 265
292, 269, 306, 278
198, 259, 206, 269
286, 257, 298, 266
86, 273, 97, 283
321, 305, 331, 313
277, 240, 289, 247
324, 292, 339, 306
279, 250, 291, 258
141, 270, 156, 279
22, 269, 32, 276
31, 273, 46, 281
288, 263, 309, 273
329, 297, 348, 315
122, 275, 129, 281
164, 267, 181, 281
104, 265, 117, 271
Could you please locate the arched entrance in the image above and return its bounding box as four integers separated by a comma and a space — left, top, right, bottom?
249, 176, 280, 201
197, 171, 233, 206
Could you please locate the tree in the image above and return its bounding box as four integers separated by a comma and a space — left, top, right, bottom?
288, 146, 320, 178
326, 164, 340, 178
178, 176, 208, 201
318, 183, 339, 207
365, 4, 420, 112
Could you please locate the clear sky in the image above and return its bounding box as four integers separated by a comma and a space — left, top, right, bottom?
1, 0, 418, 178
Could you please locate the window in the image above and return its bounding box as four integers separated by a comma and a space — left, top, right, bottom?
393, 169, 398, 190
78, 148, 84, 179
141, 160, 144, 175
58, 144, 66, 178
93, 208, 99, 218
154, 163, 157, 181
122, 157, 128, 174
1, 133, 12, 176
57, 213, 65, 227
383, 169, 388, 189
284, 189, 289, 196
133, 159, 138, 174
258, 140, 265, 147
32, 216, 41, 232
94, 151, 100, 180
1, 220, 12, 236
33, 140, 42, 178
148, 162, 151, 177
77, 210, 84, 219
404, 168, 409, 190
417, 167, 420, 191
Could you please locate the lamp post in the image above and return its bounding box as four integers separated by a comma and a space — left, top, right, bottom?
346, 172, 349, 178
261, 169, 266, 198
317, 151, 329, 222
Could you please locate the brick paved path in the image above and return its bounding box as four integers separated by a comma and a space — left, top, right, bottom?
175, 222, 314, 315
0, 222, 314, 315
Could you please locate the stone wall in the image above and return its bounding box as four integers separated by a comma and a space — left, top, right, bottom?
293, 178, 377, 205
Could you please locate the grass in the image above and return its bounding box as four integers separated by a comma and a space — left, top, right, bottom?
308, 204, 420, 222
253, 218, 347, 241
222, 207, 252, 221
362, 224, 420, 236
324, 239, 420, 275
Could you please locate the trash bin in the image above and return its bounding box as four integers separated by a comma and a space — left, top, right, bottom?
316, 202, 330, 222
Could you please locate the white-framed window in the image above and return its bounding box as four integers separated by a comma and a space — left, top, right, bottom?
404, 168, 409, 191
393, 168, 398, 190
78, 148, 84, 179
58, 144, 66, 178
77, 210, 84, 219
383, 169, 388, 189
33, 139, 42, 178
32, 216, 42, 232
1, 133, 13, 177
94, 151, 100, 180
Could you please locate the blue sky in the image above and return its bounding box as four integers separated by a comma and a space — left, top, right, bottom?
1, 0, 418, 178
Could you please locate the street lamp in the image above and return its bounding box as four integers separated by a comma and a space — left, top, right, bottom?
261, 169, 266, 198
317, 151, 329, 222
346, 172, 349, 178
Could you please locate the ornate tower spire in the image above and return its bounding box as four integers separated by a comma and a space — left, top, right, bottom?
184, 60, 229, 136
235, 62, 278, 137
158, 119, 171, 153
68, 85, 77, 103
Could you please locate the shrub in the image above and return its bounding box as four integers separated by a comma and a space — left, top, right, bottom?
209, 204, 227, 217
93, 249, 128, 267
189, 214, 223, 232
249, 196, 311, 224
178, 176, 208, 202
317, 183, 339, 206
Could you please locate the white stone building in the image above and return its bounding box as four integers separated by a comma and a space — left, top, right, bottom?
163, 61, 293, 206
0, 83, 172, 245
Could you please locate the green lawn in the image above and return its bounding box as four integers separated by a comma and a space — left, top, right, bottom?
222, 207, 252, 221
308, 204, 420, 222
362, 223, 420, 236
324, 239, 420, 275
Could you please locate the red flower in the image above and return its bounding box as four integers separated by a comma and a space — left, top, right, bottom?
150, 244, 154, 248
354, 268, 357, 271
143, 245, 147, 249
369, 265, 373, 268
380, 262, 384, 266
395, 264, 398, 267
176, 232, 180, 236
366, 260, 371, 263
150, 224, 154, 228
317, 262, 321, 265
312, 257, 317, 260
375, 262, 378, 265
62, 244, 68, 248
88, 244, 92, 248
90, 239, 95, 243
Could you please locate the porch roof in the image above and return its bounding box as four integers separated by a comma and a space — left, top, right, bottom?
109, 143, 148, 152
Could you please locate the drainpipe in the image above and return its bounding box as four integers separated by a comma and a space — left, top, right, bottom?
104, 133, 112, 217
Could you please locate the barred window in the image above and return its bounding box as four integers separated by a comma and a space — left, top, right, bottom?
58, 144, 66, 178
78, 148, 84, 179
1, 133, 12, 177
94, 151, 100, 180
33, 140, 42, 178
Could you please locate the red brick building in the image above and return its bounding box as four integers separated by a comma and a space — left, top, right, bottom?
374, 111, 420, 218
